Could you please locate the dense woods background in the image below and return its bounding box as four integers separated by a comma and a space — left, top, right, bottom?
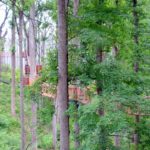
0, 0, 150, 150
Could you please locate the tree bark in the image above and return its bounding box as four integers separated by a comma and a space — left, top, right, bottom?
134, 115, 140, 150
52, 94, 59, 150
115, 0, 119, 6
114, 134, 120, 147
31, 102, 37, 150
96, 48, 103, 97
29, 2, 38, 150
0, 6, 9, 38
29, 3, 36, 77
52, 113, 57, 150
41, 39, 45, 59
0, 53, 2, 80
112, 45, 119, 57
57, 0, 69, 149
19, 9, 26, 150
74, 102, 80, 149
11, 0, 16, 117
132, 1, 140, 149
73, 0, 79, 16
0, 7, 8, 61
133, 0, 139, 73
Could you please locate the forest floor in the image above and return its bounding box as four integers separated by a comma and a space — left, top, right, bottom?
0, 69, 53, 149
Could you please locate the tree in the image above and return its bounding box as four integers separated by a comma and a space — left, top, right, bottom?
18, 5, 26, 150
29, 2, 36, 77
29, 2, 38, 149
0, 5, 8, 81
57, 0, 69, 149
0, 0, 150, 149
29, 2, 37, 150
132, 0, 140, 149
11, 0, 16, 117
73, 0, 79, 16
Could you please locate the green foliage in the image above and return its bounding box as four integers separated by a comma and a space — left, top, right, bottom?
0, 80, 20, 149
66, 0, 150, 149
0, 69, 55, 149
38, 134, 53, 149
10, 45, 15, 53
138, 118, 150, 150
21, 0, 35, 11
0, 38, 5, 51
1, 0, 150, 149
42, 49, 58, 84
38, 99, 54, 126
29, 77, 43, 102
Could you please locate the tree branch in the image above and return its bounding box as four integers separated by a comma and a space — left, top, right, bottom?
2, 30, 7, 38
0, 6, 9, 30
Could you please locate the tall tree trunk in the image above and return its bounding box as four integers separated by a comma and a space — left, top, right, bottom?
112, 45, 119, 57
96, 48, 103, 96
11, 0, 16, 116
133, 0, 139, 150
29, 3, 36, 77
31, 101, 37, 150
41, 40, 45, 59
116, 0, 119, 6
114, 2, 120, 145
19, 9, 26, 150
37, 27, 41, 64
73, 0, 79, 16
0, 41, 3, 81
57, 0, 69, 149
114, 134, 120, 147
52, 113, 57, 150
113, 46, 120, 147
52, 93, 60, 150
29, 3, 37, 150
134, 115, 140, 150
0, 53, 2, 80
96, 49, 103, 116
133, 0, 139, 73
96, 48, 108, 150
74, 102, 80, 149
